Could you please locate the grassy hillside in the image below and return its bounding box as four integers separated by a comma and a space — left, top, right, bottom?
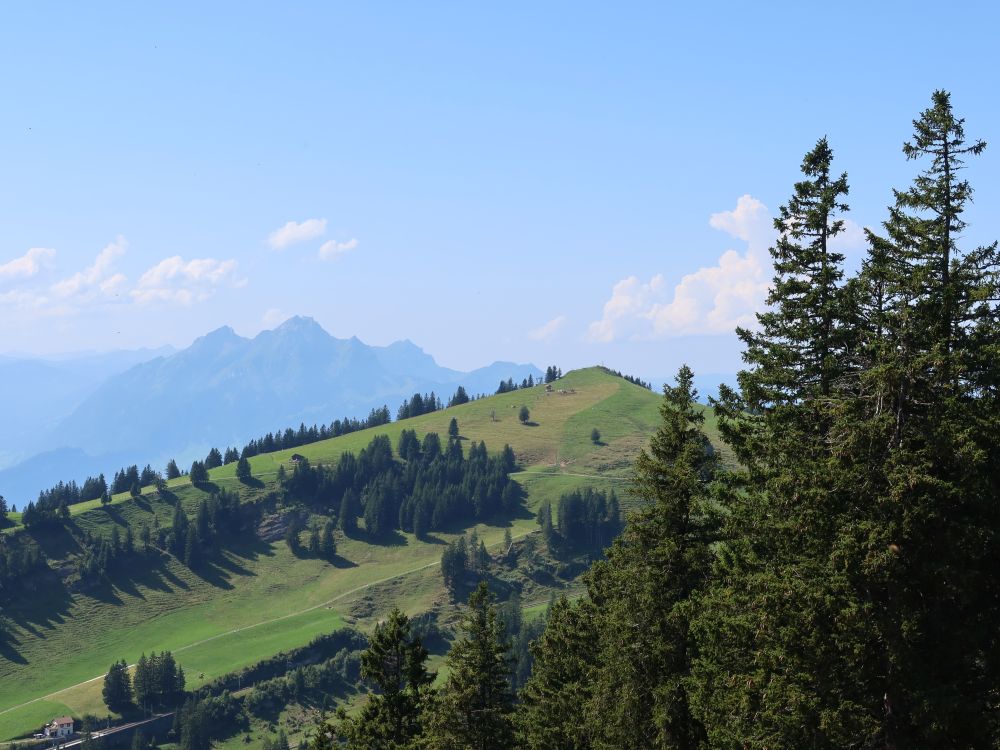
0, 367, 689, 738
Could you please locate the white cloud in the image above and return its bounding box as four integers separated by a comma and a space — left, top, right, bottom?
132, 255, 241, 305
268, 218, 327, 249
528, 315, 567, 341
51, 237, 127, 299
587, 195, 776, 341
708, 194, 772, 244
318, 238, 359, 260
0, 247, 56, 281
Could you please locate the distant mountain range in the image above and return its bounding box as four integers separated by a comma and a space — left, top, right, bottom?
0, 317, 541, 505
0, 347, 175, 469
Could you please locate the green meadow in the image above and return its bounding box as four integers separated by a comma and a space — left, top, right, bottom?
0, 368, 687, 739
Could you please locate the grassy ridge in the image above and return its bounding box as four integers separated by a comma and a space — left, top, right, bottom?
0, 368, 675, 738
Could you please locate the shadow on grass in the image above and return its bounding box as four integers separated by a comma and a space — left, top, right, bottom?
29, 522, 83, 560
0, 629, 28, 664
238, 477, 265, 490
5, 571, 75, 636
365, 529, 408, 547
415, 533, 448, 545
102, 504, 129, 527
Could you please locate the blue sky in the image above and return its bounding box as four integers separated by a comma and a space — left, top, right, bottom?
1, 1, 997, 379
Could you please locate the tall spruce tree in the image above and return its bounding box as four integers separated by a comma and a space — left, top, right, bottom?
691, 139, 871, 748
102, 659, 133, 710
516, 597, 599, 750
336, 608, 434, 749
424, 582, 514, 750
832, 90, 1000, 745
583, 365, 720, 749
718, 136, 851, 469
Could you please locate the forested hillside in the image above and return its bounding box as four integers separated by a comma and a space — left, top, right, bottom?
0, 366, 667, 741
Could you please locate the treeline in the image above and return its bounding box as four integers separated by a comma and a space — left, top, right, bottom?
537, 487, 621, 553
396, 392, 442, 420
235, 406, 392, 461
280, 426, 519, 539
495, 375, 535, 393
599, 366, 653, 390
512, 92, 1000, 748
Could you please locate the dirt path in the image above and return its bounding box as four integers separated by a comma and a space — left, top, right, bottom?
0, 530, 534, 719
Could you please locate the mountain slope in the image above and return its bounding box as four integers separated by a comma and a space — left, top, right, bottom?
0, 348, 173, 471
0, 318, 540, 504
0, 367, 667, 737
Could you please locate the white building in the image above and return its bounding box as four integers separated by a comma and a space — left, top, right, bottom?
45, 717, 74, 739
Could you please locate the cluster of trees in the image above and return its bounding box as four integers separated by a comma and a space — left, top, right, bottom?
537, 487, 621, 553
0, 535, 45, 594
440, 529, 491, 595
280, 429, 519, 540
325, 586, 516, 750
134, 651, 185, 709
173, 692, 241, 750
110, 464, 161, 495
599, 366, 653, 390
234, 407, 392, 461
306, 519, 337, 558
513, 91, 1000, 747
496, 375, 536, 394
166, 490, 244, 568
103, 651, 185, 712
242, 646, 361, 718
396, 392, 442, 421
543, 365, 563, 383
28, 464, 163, 519
18, 497, 69, 528
76, 524, 142, 581
447, 385, 470, 407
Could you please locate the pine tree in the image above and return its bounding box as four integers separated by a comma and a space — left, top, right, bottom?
102, 659, 133, 710
833, 90, 1000, 745
321, 521, 336, 558
308, 524, 322, 556
339, 488, 359, 536
337, 608, 434, 748
236, 456, 252, 483
165, 459, 181, 480
424, 582, 514, 749
516, 597, 599, 749
582, 366, 720, 749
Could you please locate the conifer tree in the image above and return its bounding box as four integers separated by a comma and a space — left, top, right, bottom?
339, 488, 359, 536
166, 459, 181, 480
832, 90, 1000, 745
236, 456, 252, 483
516, 597, 598, 749
583, 366, 720, 749
336, 608, 434, 748
424, 582, 514, 750
321, 521, 336, 558
102, 659, 133, 710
